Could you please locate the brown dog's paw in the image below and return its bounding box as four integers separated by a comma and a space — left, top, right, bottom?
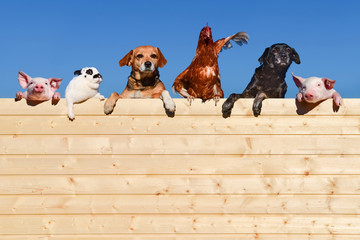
104, 102, 115, 115
104, 92, 120, 115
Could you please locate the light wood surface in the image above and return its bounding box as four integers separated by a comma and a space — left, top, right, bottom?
1, 214, 360, 234
0, 98, 359, 238
0, 175, 359, 195
1, 235, 359, 240
1, 154, 359, 175
0, 98, 358, 116
1, 135, 359, 154
1, 195, 360, 214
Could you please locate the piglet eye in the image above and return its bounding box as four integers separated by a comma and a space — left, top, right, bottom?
45, 82, 48, 85
151, 54, 157, 58
317, 83, 321, 87
137, 54, 144, 58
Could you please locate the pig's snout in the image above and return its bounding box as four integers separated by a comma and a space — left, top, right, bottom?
34, 84, 44, 93
305, 92, 313, 100
304, 91, 318, 103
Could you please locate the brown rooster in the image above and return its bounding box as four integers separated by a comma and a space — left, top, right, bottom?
173, 23, 249, 105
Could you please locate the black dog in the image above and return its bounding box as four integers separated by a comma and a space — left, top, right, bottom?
222, 43, 300, 117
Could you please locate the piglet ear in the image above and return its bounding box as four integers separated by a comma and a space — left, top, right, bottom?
292, 73, 304, 88
49, 78, 62, 91
323, 78, 335, 90
18, 71, 31, 89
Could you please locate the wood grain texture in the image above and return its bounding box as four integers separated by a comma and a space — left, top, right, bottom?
1, 115, 359, 135
2, 195, 360, 214
1, 234, 359, 240
0, 215, 359, 234
1, 154, 359, 175
0, 175, 359, 195
0, 98, 359, 237
1, 135, 360, 155
0, 98, 358, 116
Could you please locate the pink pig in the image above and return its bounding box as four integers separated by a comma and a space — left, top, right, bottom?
16, 71, 62, 101
292, 73, 342, 106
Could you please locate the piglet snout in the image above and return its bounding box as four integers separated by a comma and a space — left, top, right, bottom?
304, 92, 314, 100
34, 84, 44, 93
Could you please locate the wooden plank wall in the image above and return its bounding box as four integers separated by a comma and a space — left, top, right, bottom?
0, 98, 359, 239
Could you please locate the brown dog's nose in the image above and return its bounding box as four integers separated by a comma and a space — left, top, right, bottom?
144, 61, 152, 68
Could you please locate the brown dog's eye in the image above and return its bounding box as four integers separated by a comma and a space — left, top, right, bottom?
137, 54, 144, 58
151, 54, 157, 59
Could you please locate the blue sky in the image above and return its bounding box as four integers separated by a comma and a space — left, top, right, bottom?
1, 0, 359, 99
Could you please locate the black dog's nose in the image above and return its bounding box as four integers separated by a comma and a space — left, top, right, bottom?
280, 52, 287, 58
144, 61, 152, 68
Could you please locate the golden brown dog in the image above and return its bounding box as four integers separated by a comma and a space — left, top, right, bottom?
104, 45, 176, 115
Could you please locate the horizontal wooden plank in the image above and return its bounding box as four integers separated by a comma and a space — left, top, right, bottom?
0, 214, 359, 234
1, 154, 360, 175
1, 135, 359, 155
1, 115, 359, 135
0, 234, 359, 240
0, 175, 360, 195
2, 195, 360, 215
0, 98, 358, 116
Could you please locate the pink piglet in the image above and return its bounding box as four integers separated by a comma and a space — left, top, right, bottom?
292, 73, 342, 106
16, 71, 62, 102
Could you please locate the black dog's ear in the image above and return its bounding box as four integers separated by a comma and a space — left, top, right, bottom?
258, 47, 270, 64
74, 70, 81, 75
291, 48, 301, 64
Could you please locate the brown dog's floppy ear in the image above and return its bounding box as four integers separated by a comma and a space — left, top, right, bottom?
119, 50, 133, 67
291, 48, 301, 64
156, 48, 167, 68
258, 47, 269, 64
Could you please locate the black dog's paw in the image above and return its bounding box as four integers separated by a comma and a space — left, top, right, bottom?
253, 108, 261, 117
222, 102, 233, 118
252, 102, 262, 117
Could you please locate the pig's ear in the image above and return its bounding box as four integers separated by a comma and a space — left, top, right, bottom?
49, 78, 62, 91
119, 50, 133, 67
18, 71, 31, 89
292, 73, 304, 88
322, 78, 336, 90
74, 70, 81, 76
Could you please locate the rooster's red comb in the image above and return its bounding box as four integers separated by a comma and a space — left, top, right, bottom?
206, 23, 210, 30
